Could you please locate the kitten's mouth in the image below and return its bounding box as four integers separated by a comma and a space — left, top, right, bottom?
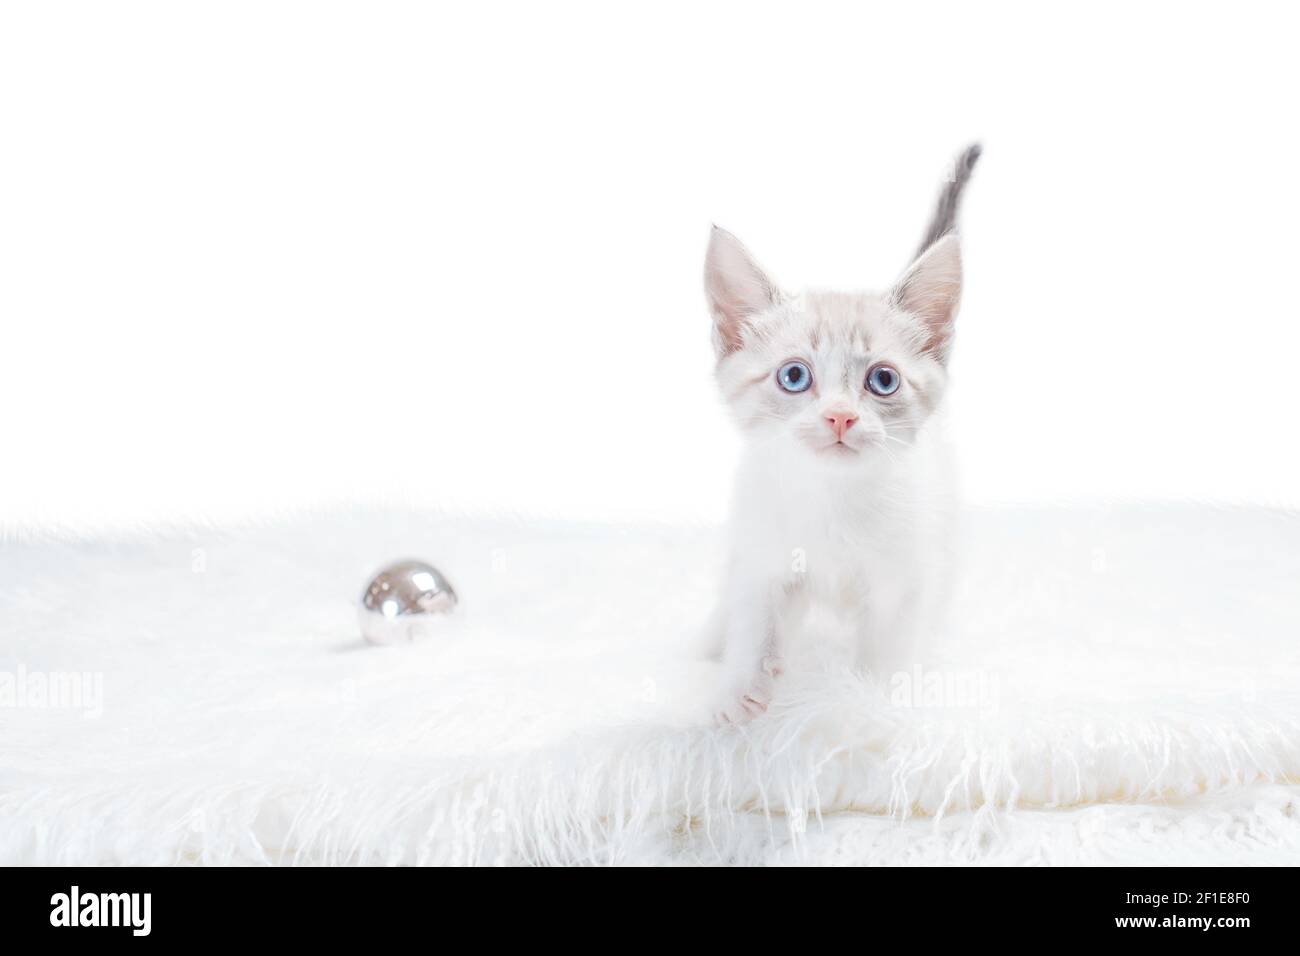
810, 435, 886, 457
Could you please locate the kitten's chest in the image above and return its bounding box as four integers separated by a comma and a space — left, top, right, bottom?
730, 452, 940, 596
771, 495, 913, 593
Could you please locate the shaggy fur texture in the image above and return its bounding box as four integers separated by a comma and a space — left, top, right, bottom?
2, 505, 1299, 865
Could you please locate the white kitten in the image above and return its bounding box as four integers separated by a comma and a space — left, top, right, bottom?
704, 145, 980, 724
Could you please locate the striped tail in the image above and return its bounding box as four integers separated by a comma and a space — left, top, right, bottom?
914, 143, 982, 260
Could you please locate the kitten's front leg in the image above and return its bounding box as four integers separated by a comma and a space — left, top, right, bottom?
854, 580, 927, 680
713, 580, 784, 725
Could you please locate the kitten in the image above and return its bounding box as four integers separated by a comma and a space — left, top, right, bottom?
704, 145, 980, 724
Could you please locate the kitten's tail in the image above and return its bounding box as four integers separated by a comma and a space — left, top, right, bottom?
914, 142, 982, 260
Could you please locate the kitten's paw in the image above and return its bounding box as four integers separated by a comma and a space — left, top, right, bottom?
713, 670, 776, 726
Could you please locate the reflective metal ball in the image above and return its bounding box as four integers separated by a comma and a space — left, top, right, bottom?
358, 559, 457, 645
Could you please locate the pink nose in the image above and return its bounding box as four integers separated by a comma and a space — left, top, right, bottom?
825, 409, 858, 440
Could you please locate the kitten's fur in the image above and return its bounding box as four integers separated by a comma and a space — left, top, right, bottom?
704, 145, 980, 724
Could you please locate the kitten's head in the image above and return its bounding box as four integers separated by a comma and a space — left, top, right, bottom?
704, 146, 978, 467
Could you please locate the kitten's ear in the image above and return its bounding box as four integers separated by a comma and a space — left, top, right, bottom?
705, 226, 779, 356
890, 233, 962, 361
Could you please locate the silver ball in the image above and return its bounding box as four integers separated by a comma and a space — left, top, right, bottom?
358, 559, 457, 645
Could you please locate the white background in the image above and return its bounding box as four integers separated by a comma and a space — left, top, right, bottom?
3, 1, 1298, 534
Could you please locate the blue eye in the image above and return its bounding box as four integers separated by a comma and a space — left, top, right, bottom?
776, 360, 812, 393
866, 364, 900, 396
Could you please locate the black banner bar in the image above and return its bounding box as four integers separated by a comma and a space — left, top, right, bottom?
0, 866, 1290, 943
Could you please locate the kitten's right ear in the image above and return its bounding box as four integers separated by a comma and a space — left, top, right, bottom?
705, 226, 778, 357
890, 232, 962, 361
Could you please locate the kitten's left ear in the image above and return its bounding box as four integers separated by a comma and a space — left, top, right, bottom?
890, 233, 962, 361
705, 226, 779, 357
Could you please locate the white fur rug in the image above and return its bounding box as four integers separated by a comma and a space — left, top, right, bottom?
2, 505, 1299, 865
